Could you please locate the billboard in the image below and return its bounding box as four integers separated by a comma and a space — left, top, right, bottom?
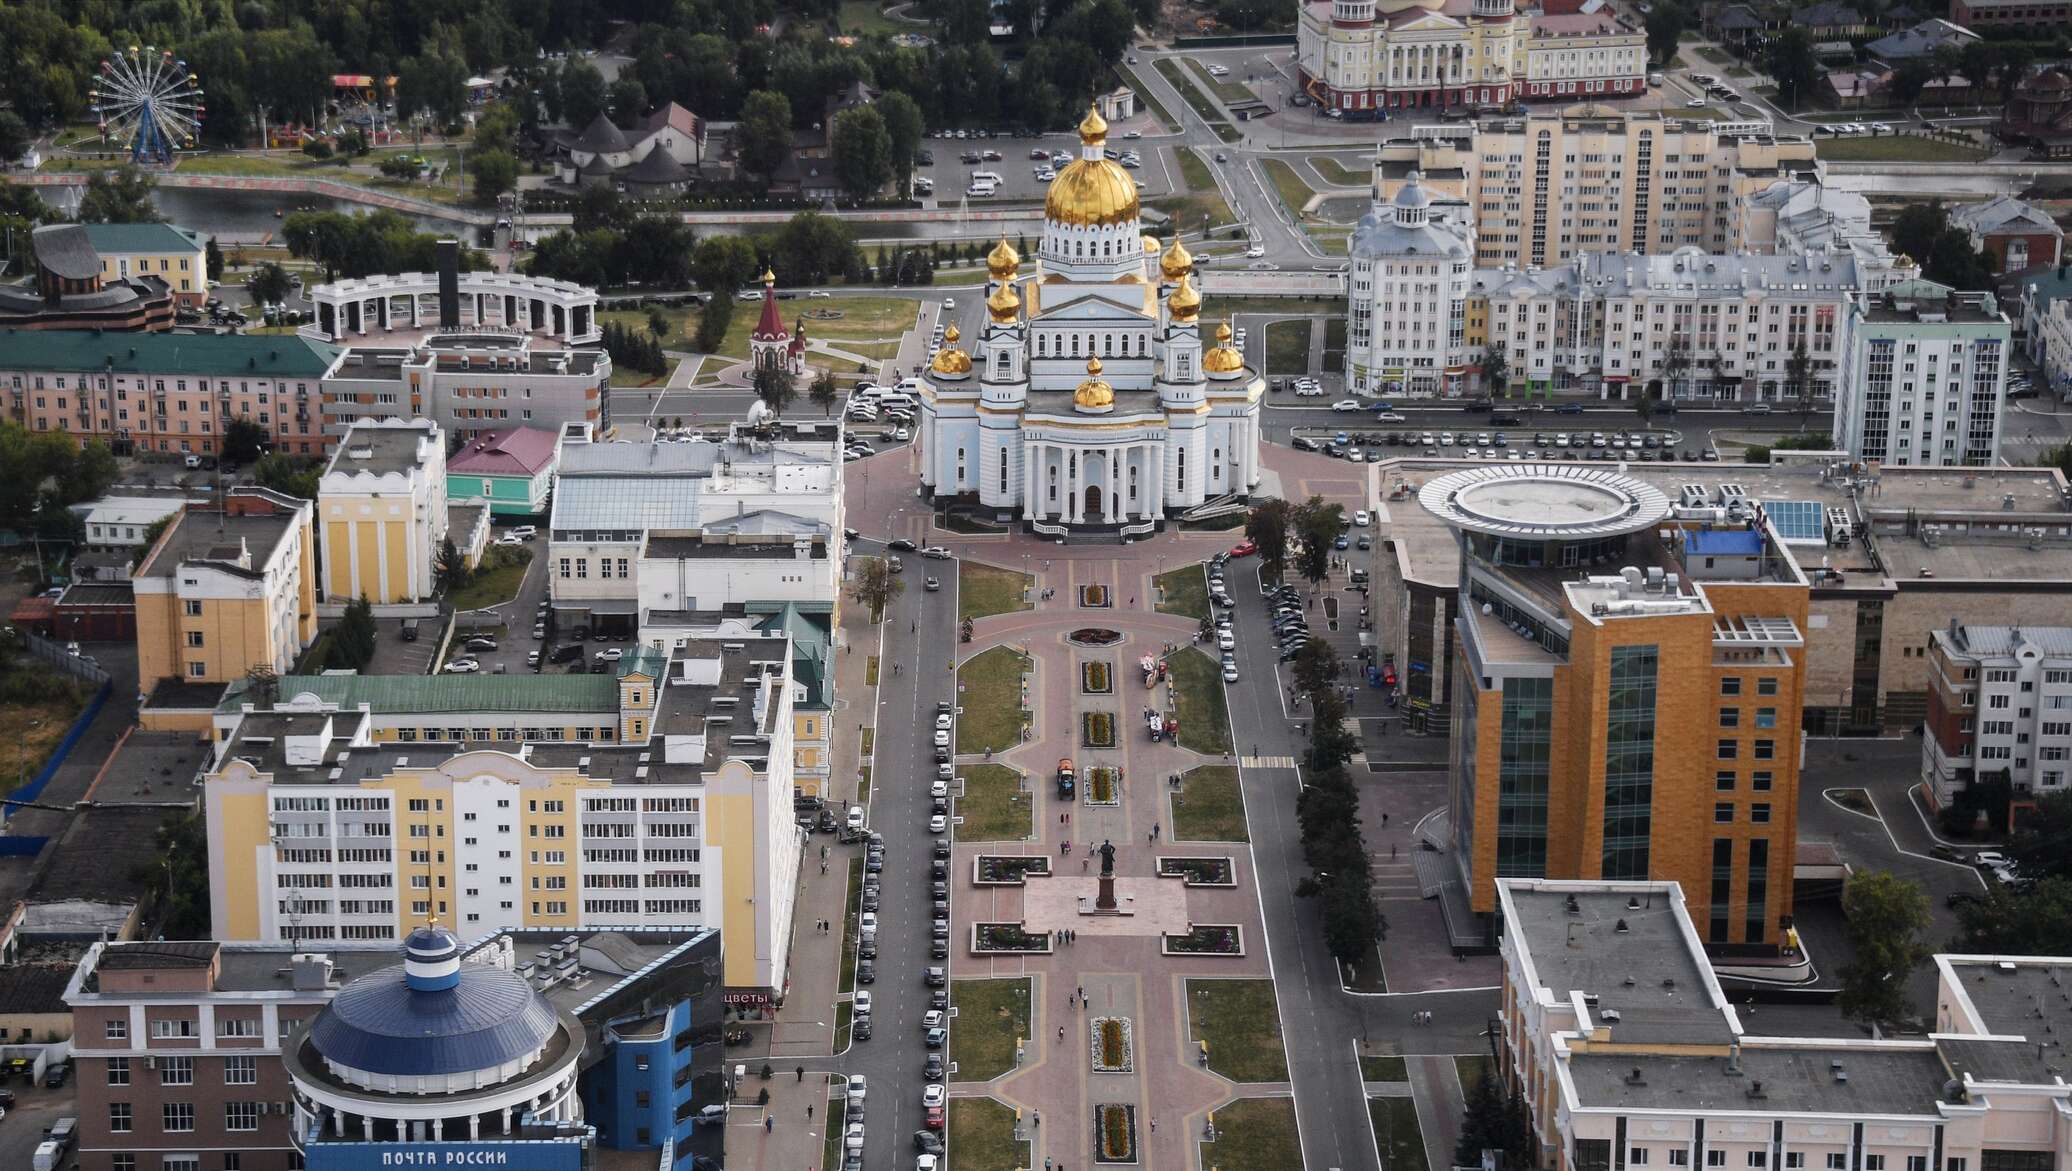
305, 1137, 588, 1171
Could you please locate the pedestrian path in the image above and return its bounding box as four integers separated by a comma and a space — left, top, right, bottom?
1241, 754, 1297, 768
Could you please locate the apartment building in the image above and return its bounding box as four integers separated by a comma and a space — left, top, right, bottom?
1471, 249, 1857, 401
321, 334, 611, 447
1372, 111, 1820, 268
1736, 177, 1919, 287
316, 420, 448, 607
1422, 465, 1810, 946
1833, 281, 2010, 468
0, 331, 343, 456
1492, 878, 2072, 1171
62, 928, 725, 1171
640, 603, 836, 798
446, 425, 559, 516
80, 223, 210, 306
1347, 174, 1476, 396
548, 422, 845, 637
133, 488, 317, 691
203, 640, 802, 993
1922, 623, 2072, 823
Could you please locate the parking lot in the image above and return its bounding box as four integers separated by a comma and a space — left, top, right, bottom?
0, 1080, 80, 1171
439, 530, 562, 677
911, 131, 1175, 203
1287, 420, 1702, 464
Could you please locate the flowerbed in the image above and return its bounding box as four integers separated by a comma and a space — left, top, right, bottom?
974, 855, 1053, 886
1162, 923, 1244, 955
1081, 660, 1113, 694
1069, 628, 1123, 647
1094, 1103, 1138, 1164
1087, 766, 1120, 805
1157, 856, 1237, 887
1080, 584, 1112, 608
1091, 1016, 1134, 1072
1081, 711, 1117, 748
972, 922, 1053, 953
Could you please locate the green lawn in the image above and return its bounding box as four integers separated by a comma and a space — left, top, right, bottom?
835, 0, 910, 35
1149, 190, 1239, 233
1157, 58, 1220, 121
1262, 159, 1316, 215
840, 858, 862, 996
1156, 565, 1210, 621
1369, 1096, 1429, 1171
1174, 145, 1216, 194
448, 548, 532, 611
949, 978, 1033, 1081
1264, 319, 1312, 376
601, 295, 921, 362
1362, 1054, 1408, 1081
1186, 59, 1259, 106
823, 1097, 847, 1171
1187, 979, 1289, 1083
949, 1097, 1028, 1171
959, 562, 1033, 623
1172, 765, 1248, 842
1693, 45, 1736, 65
1323, 316, 1349, 372
955, 763, 1033, 842
1309, 229, 1352, 256
1456, 1053, 1492, 1094
835, 1002, 852, 1052
1166, 648, 1234, 756
1309, 156, 1368, 186
1201, 1097, 1302, 1171
1119, 63, 1182, 131
956, 647, 1031, 753
1815, 135, 1989, 162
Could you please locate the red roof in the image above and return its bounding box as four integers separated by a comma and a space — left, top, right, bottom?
751, 283, 789, 343
447, 426, 560, 477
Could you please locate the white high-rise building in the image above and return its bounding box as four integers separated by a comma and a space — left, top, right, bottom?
1346, 173, 1476, 396
1834, 280, 2010, 467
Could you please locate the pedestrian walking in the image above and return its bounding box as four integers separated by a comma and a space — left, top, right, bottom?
1068, 992, 1076, 1007
1150, 1119, 1158, 1134
1391, 843, 1398, 859
764, 1117, 773, 1134
1381, 812, 1389, 827
1077, 984, 1084, 998
1058, 1025, 1066, 1040
1082, 859, 1089, 872
796, 1065, 805, 1082
1148, 830, 1155, 844
807, 1104, 814, 1120
1152, 821, 1160, 838
1035, 1111, 1042, 1128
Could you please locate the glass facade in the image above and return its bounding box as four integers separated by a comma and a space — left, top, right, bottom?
1710, 838, 1733, 943
1454, 674, 1480, 870
1745, 838, 1769, 943
1496, 677, 1553, 878
1602, 645, 1658, 880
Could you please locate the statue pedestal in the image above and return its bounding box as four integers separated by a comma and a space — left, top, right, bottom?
1078, 877, 1133, 917
1096, 875, 1118, 911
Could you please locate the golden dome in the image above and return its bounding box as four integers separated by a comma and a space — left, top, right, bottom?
1142, 234, 1161, 256
760, 268, 776, 284
1160, 236, 1194, 280
987, 237, 1020, 279
987, 280, 1022, 321
1168, 272, 1202, 321
931, 324, 971, 376
1073, 357, 1114, 411
1045, 157, 1141, 229
1078, 105, 1108, 145
1204, 321, 1244, 374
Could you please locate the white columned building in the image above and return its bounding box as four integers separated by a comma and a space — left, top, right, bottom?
915, 106, 1264, 535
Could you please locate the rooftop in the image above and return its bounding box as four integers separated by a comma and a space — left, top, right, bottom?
449, 426, 561, 477
323, 421, 441, 479
1937, 954, 2072, 1046
81, 223, 204, 255
1499, 880, 1735, 1046
1936, 624, 2072, 658
1567, 1044, 1951, 1116
221, 671, 621, 716
134, 510, 300, 581
0, 329, 340, 377
1420, 465, 1673, 540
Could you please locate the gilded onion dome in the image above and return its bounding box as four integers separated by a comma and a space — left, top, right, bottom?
1168, 272, 1202, 321
987, 279, 1022, 321
931, 323, 971, 375
1160, 236, 1194, 281
1142, 234, 1162, 257
760, 267, 776, 284
1204, 320, 1245, 374
1044, 106, 1139, 229
1073, 356, 1114, 411
987, 237, 1021, 279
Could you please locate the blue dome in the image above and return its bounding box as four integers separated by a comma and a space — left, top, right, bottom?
308, 952, 559, 1079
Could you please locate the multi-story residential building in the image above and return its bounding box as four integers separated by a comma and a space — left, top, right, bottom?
321, 334, 611, 447
446, 425, 560, 516
1492, 877, 2072, 1171
641, 604, 836, 798
1947, 195, 2065, 276
1736, 177, 1919, 287
62, 927, 725, 1171
1922, 623, 2072, 823
1347, 174, 1476, 396
1422, 465, 1810, 946
549, 422, 844, 637
0, 331, 343, 456
1951, 0, 2072, 31
1296, 0, 1646, 115
204, 639, 801, 993
1371, 111, 1820, 268
1833, 281, 2010, 467
133, 488, 317, 692
316, 420, 448, 607
1470, 249, 1857, 401
78, 223, 210, 306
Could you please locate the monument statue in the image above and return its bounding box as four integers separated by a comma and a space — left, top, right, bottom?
1098, 838, 1116, 877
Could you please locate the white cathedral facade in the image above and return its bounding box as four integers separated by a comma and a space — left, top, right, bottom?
915, 108, 1265, 534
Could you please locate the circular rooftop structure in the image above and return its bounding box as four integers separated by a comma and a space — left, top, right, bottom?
1419, 465, 1672, 540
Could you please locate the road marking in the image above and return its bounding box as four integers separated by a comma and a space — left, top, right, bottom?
1241, 754, 1297, 768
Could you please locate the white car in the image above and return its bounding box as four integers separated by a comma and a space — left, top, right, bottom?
1353, 510, 1371, 526
928, 814, 948, 833
809, 290, 832, 298
936, 712, 954, 730
933, 729, 950, 748
921, 545, 952, 559
931, 779, 949, 798
921, 1084, 946, 1107
1217, 630, 1235, 650
1123, 130, 1141, 139
494, 533, 524, 546
854, 990, 873, 1015
595, 647, 624, 662
846, 1124, 867, 1152
893, 427, 912, 441
1221, 662, 1239, 682
848, 1074, 868, 1102
1246, 245, 1265, 258
1331, 399, 1362, 412
1036, 169, 1056, 181
846, 807, 866, 831
860, 912, 879, 933
942, 297, 956, 309
508, 525, 538, 539
444, 658, 481, 673
1375, 412, 1407, 422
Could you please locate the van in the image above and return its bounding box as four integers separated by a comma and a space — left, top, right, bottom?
1746, 403, 1772, 415
875, 393, 915, 409
400, 618, 420, 642
47, 1117, 77, 1147
966, 183, 996, 198
894, 377, 924, 393
32, 1141, 60, 1171
1648, 72, 1665, 86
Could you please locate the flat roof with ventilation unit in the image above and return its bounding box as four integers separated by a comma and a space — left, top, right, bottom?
1420, 466, 1673, 541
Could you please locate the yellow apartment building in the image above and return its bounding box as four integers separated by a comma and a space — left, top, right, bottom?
82, 223, 210, 305
317, 419, 448, 606
132, 487, 317, 694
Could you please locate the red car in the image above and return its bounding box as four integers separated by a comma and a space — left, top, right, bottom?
926, 1105, 945, 1130
1229, 541, 1257, 557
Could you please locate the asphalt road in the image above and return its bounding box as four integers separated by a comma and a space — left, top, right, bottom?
842, 540, 960, 1171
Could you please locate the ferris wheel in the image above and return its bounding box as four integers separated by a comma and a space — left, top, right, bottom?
90, 46, 205, 166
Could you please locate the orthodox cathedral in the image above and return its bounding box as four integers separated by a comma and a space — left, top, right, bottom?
915, 107, 1265, 534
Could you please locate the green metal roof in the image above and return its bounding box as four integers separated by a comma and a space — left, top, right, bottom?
81, 223, 205, 254
756, 603, 832, 710
619, 647, 668, 680
224, 672, 619, 715
0, 330, 341, 378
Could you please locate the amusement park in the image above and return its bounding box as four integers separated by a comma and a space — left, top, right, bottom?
88, 46, 205, 165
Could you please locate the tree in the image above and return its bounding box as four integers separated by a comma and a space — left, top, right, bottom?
1786, 341, 1817, 422
753, 364, 798, 415
832, 106, 892, 201
222, 419, 271, 466
1291, 496, 1343, 591
434, 537, 468, 594
696, 297, 735, 353
1246, 499, 1293, 581
607, 77, 649, 122
1891, 201, 1948, 268
561, 60, 609, 130
1634, 390, 1655, 425
693, 237, 762, 297
848, 556, 904, 619
1483, 345, 1510, 399
1645, 2, 1687, 66
1457, 1073, 1532, 1171
647, 307, 672, 342
77, 166, 162, 224
135, 811, 211, 941
1291, 637, 1341, 702
328, 596, 379, 671
738, 90, 794, 185
58, 440, 119, 506
0, 112, 33, 164
1766, 28, 1820, 109
302, 139, 334, 161
810, 369, 841, 416
248, 262, 294, 308
252, 453, 322, 499
1657, 335, 1691, 401
2006, 790, 2072, 883
1318, 871, 1382, 967
205, 238, 225, 283
397, 51, 469, 126
468, 150, 519, 202
1837, 870, 1932, 1027
1952, 876, 2072, 955
879, 90, 925, 188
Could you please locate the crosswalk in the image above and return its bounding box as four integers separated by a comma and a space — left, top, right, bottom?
1241, 754, 1298, 769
